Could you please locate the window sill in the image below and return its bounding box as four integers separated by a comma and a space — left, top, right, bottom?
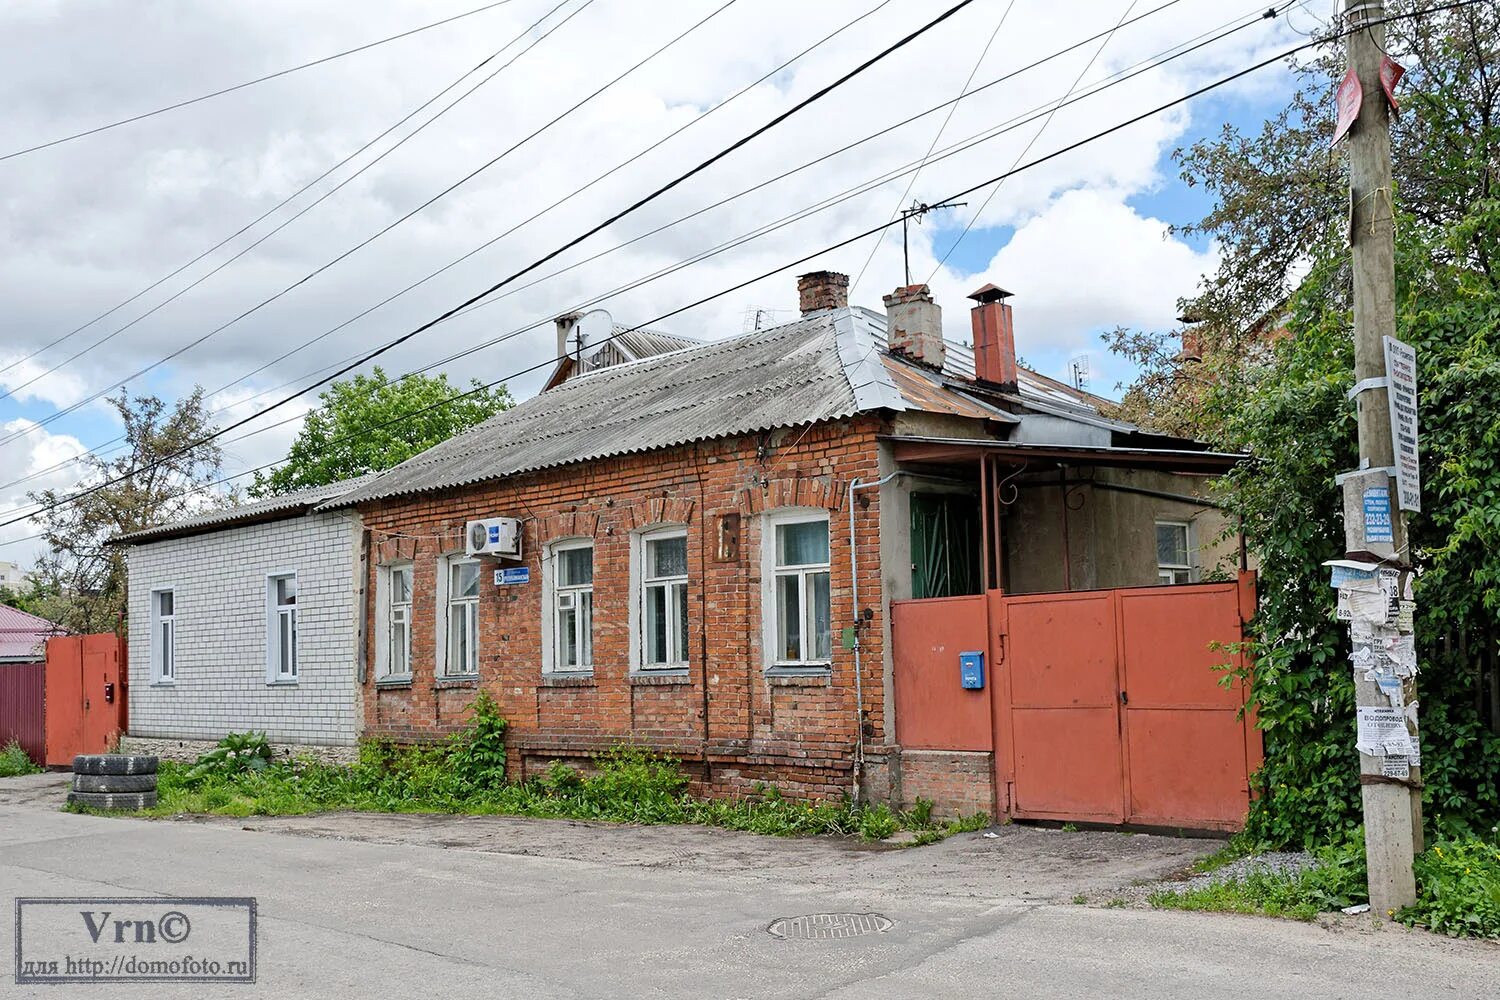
266, 679, 299, 688
629, 670, 691, 686
540, 673, 595, 688
150, 679, 175, 688
765, 669, 832, 687
375, 677, 413, 690
435, 676, 480, 689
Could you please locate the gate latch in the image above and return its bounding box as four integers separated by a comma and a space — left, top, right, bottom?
103, 681, 115, 704
1119, 690, 1129, 706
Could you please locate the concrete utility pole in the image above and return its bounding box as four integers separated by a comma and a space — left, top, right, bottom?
1341, 0, 1419, 915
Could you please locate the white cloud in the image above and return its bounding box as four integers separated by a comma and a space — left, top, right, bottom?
0, 0, 1303, 482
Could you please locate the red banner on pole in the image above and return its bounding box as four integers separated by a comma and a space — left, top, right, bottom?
1380, 55, 1405, 113
1332, 67, 1362, 147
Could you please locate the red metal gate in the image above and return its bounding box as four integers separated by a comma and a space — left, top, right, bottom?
892, 573, 1260, 832
0, 662, 46, 765
43, 634, 127, 767
992, 577, 1259, 830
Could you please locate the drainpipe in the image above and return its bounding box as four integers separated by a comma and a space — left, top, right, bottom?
848, 471, 899, 807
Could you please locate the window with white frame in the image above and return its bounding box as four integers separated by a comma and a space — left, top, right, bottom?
445, 558, 481, 677
267, 573, 298, 682
548, 540, 593, 672
150, 588, 175, 683
382, 564, 413, 680
765, 511, 832, 668
638, 528, 688, 669
1156, 521, 1195, 585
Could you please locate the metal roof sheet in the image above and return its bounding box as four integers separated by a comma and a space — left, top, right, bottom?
114, 473, 377, 544
0, 604, 63, 661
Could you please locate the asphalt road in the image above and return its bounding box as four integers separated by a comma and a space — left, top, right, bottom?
2, 773, 1496, 999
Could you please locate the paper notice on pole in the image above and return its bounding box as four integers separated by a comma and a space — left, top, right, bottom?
1327, 559, 1378, 589
1396, 599, 1415, 633
1384, 336, 1421, 512
1376, 674, 1405, 708
1381, 755, 1411, 779
1363, 486, 1394, 544
1356, 706, 1416, 757
1339, 580, 1388, 624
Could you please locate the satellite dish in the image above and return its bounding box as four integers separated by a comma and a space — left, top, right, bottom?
573, 309, 612, 354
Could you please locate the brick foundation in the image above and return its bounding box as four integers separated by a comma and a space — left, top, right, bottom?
117, 735, 360, 766
893, 748, 995, 819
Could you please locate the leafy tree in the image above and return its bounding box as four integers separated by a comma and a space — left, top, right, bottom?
251, 368, 511, 497
1111, 5, 1500, 845
25, 389, 228, 633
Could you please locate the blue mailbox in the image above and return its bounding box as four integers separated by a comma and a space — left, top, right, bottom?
959, 650, 985, 690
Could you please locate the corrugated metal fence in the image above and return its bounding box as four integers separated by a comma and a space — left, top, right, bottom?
0, 662, 45, 765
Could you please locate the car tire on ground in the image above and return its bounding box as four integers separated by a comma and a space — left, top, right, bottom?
72, 754, 158, 776
72, 773, 158, 794
67, 790, 158, 811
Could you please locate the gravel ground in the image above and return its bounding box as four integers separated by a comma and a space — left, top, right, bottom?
1093, 850, 1317, 906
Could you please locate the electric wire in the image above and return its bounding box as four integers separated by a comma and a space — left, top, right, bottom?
0, 0, 524, 163
0, 0, 1287, 500
0, 0, 575, 386
4, 0, 1474, 543
848, 0, 1018, 294
0, 0, 735, 449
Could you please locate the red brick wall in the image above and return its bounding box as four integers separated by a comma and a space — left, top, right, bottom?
355, 416, 888, 801
896, 749, 995, 820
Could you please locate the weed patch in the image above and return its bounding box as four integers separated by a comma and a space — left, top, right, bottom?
0, 740, 40, 777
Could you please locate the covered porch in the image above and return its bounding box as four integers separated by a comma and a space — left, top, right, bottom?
879, 436, 1261, 832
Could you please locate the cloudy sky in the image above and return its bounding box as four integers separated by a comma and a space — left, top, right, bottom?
0, 0, 1336, 564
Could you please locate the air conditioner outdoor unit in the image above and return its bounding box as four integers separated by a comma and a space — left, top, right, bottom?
465, 517, 522, 559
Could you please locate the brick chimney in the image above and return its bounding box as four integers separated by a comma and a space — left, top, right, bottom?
882, 284, 944, 369
797, 271, 849, 315
968, 283, 1018, 391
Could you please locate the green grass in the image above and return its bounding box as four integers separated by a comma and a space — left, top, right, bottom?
0, 740, 40, 777
126, 754, 988, 844
1149, 839, 1368, 921
85, 703, 989, 846
1151, 834, 1500, 938
1398, 839, 1500, 938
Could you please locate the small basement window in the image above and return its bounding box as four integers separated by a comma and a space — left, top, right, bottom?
1156, 521, 1195, 585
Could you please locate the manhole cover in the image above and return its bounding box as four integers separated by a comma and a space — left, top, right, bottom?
766, 912, 893, 940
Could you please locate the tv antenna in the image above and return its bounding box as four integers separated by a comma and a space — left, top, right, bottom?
1069, 354, 1091, 391
899, 199, 966, 286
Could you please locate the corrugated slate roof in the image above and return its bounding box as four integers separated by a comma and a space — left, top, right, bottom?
0, 604, 62, 662
114, 473, 377, 544
328, 313, 866, 507
324, 306, 1130, 510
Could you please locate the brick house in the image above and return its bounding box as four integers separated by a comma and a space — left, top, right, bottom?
326, 273, 1259, 824
115, 476, 373, 762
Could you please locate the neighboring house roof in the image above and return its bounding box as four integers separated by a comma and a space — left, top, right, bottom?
543, 324, 703, 390
113, 473, 378, 545
323, 307, 1107, 509
0, 604, 62, 662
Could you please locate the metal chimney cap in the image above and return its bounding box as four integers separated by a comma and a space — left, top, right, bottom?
967, 283, 1013, 304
